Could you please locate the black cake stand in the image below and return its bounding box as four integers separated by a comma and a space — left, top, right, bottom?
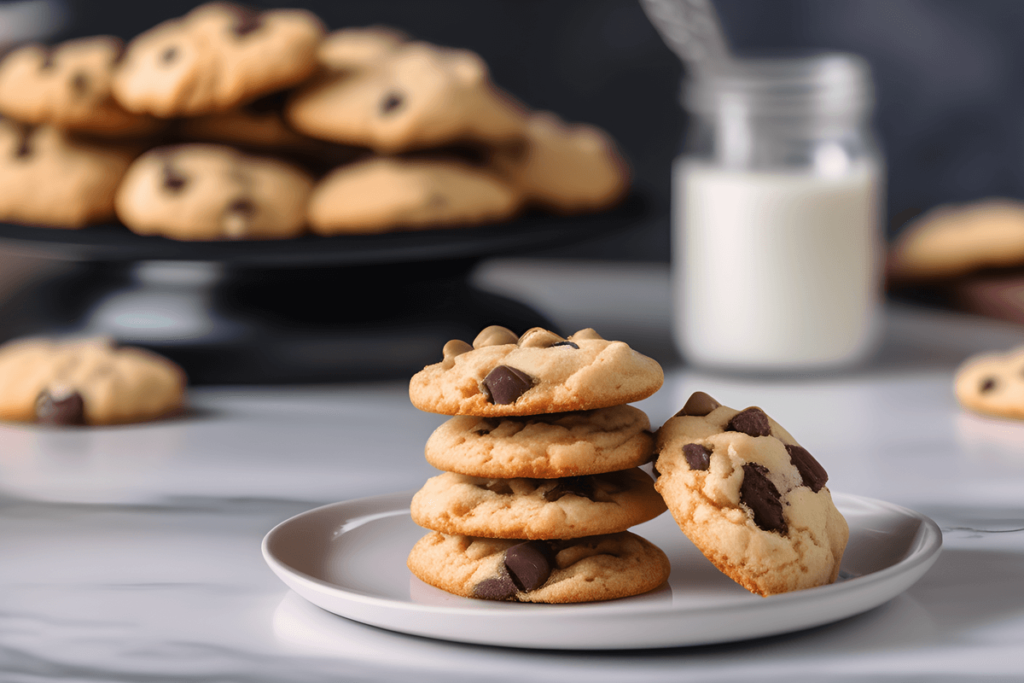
0, 195, 645, 384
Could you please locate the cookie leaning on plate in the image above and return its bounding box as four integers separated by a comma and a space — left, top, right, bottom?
954, 346, 1024, 419
407, 531, 670, 603
425, 404, 654, 478
0, 337, 186, 426
410, 468, 665, 540
654, 392, 848, 597
408, 326, 664, 417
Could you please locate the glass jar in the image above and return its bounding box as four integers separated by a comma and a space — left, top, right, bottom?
672, 53, 885, 372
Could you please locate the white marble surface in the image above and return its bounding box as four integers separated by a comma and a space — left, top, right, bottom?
2, 259, 1024, 682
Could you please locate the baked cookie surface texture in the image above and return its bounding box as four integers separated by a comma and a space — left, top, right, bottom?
0, 337, 186, 426
0, 120, 136, 228
407, 531, 670, 604
424, 404, 654, 478
112, 2, 324, 117
0, 36, 161, 136
115, 143, 312, 240
286, 40, 525, 152
410, 468, 666, 540
654, 391, 848, 597
307, 156, 520, 235
954, 346, 1024, 419
408, 326, 664, 416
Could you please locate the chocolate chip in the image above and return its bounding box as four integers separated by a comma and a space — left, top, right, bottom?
674, 391, 721, 417
70, 72, 89, 96
785, 444, 828, 493
727, 408, 771, 437
227, 198, 255, 216
740, 463, 787, 534
380, 91, 404, 115
14, 128, 32, 159
162, 163, 187, 191
482, 365, 534, 405
233, 10, 263, 36
161, 46, 178, 64
980, 377, 997, 393
35, 390, 86, 426
504, 541, 553, 592
543, 476, 595, 502
552, 341, 579, 349
682, 443, 711, 471
473, 572, 517, 600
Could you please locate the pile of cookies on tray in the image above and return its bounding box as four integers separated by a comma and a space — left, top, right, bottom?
405, 324, 850, 603
0, 2, 629, 240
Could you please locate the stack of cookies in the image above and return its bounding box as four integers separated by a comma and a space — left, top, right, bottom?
406, 325, 671, 603
0, 3, 629, 239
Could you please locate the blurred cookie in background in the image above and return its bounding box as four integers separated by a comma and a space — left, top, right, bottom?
0, 336, 186, 426
888, 199, 1024, 325
489, 112, 630, 214
115, 143, 313, 240
286, 40, 527, 153
888, 199, 1024, 283
112, 2, 325, 117
0, 36, 163, 137
307, 156, 521, 235
0, 119, 137, 228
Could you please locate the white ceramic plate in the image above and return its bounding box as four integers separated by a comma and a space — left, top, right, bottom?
262, 491, 941, 650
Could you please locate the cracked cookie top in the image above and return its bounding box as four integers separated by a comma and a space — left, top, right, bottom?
408, 325, 663, 417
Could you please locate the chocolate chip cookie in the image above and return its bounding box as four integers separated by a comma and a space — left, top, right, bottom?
425, 405, 654, 479
653, 392, 848, 597
307, 156, 521, 235
411, 468, 665, 540
490, 111, 630, 214
0, 36, 162, 137
115, 143, 313, 240
889, 199, 1024, 282
112, 2, 324, 117
408, 326, 664, 416
0, 337, 186, 426
286, 40, 526, 153
954, 346, 1024, 419
407, 531, 670, 603
0, 120, 137, 228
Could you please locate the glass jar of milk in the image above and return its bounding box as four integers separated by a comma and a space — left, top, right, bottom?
673, 53, 884, 372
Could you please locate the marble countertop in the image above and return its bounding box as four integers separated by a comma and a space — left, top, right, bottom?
2, 259, 1024, 682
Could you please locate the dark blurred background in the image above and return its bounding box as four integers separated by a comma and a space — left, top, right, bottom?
29, 0, 1024, 262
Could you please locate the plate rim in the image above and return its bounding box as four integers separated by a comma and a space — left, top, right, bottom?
262, 490, 943, 647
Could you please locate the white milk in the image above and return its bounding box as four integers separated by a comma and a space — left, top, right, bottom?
672, 160, 883, 371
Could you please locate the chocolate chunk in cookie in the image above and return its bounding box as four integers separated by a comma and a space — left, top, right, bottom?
482, 365, 534, 405
35, 389, 86, 426
785, 444, 828, 492
675, 391, 721, 417
727, 407, 771, 437
740, 463, 787, 534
